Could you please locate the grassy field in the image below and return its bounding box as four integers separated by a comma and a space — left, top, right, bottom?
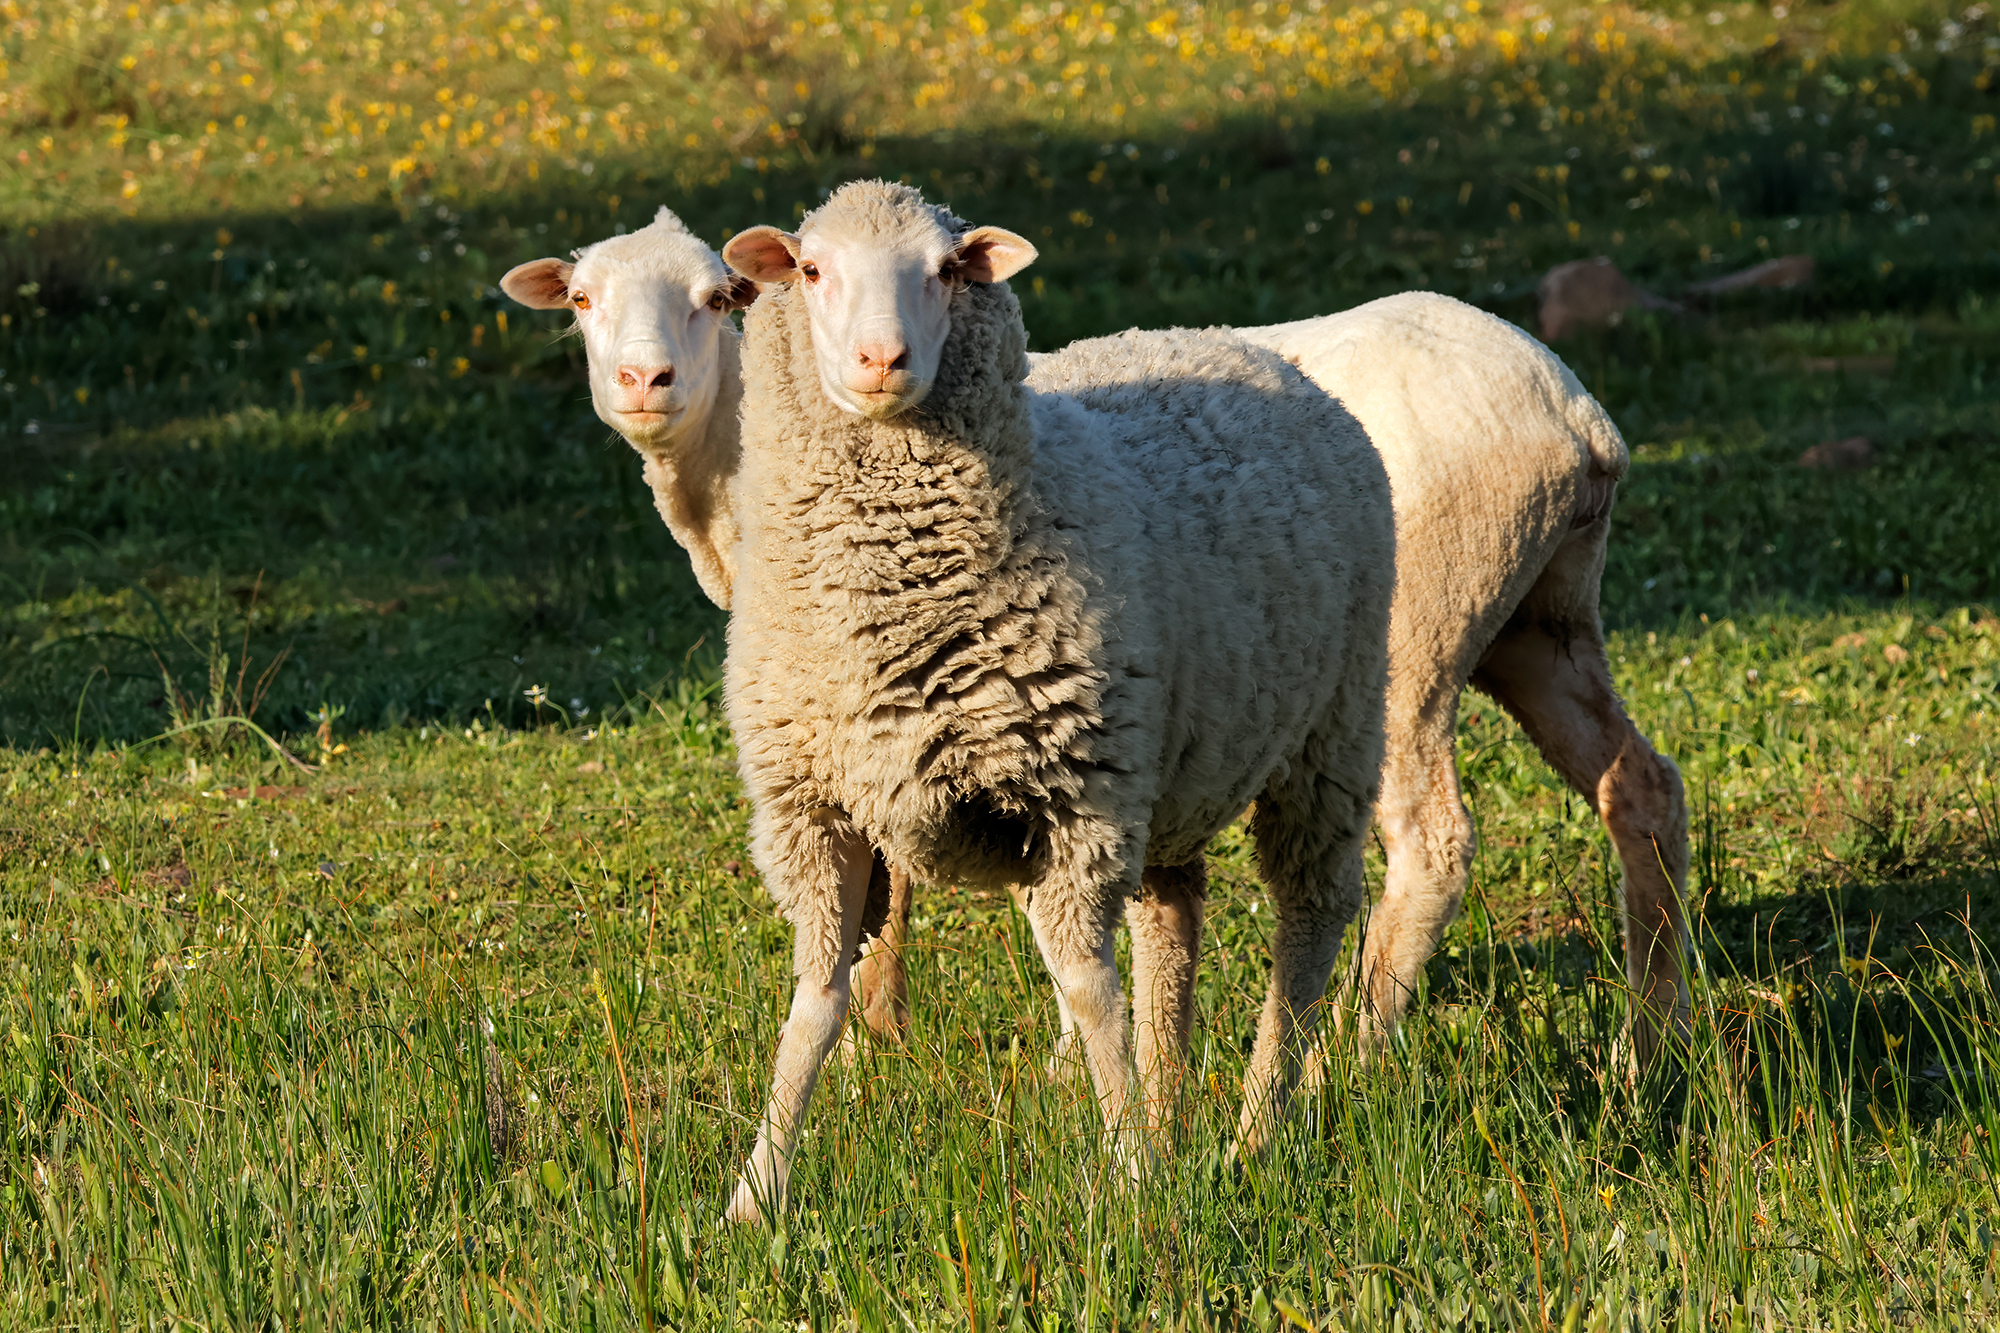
6, 0, 2000, 1327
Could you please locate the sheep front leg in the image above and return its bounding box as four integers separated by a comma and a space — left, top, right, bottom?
1023, 886, 1138, 1164
724, 819, 875, 1225
1033, 863, 1204, 1117
1010, 883, 1086, 1081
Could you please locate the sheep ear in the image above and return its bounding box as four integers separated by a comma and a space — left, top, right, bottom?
500, 257, 575, 310
949, 226, 1037, 285
724, 273, 761, 310
723, 226, 802, 284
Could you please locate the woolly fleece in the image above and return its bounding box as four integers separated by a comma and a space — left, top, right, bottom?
721, 181, 1395, 1213
730, 277, 1392, 909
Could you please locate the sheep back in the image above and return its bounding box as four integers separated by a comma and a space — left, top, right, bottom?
1235, 290, 1625, 669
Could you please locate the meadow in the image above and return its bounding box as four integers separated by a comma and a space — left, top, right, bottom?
5, 0, 2000, 1326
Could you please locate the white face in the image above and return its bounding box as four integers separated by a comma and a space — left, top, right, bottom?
723, 216, 1037, 420
500, 211, 752, 453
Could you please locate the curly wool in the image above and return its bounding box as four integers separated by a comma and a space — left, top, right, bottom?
730, 278, 1103, 905
726, 260, 1395, 944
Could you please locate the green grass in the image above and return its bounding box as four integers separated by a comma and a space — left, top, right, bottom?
6, 0, 2000, 1326
7, 642, 2000, 1330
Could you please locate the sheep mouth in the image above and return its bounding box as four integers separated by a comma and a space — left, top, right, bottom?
846, 385, 926, 419
610, 406, 687, 434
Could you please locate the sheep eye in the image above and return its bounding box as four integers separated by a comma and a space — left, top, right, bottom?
706, 291, 728, 312
799, 263, 820, 281
570, 291, 591, 311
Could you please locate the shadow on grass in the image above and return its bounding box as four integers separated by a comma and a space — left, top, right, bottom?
1417, 822, 1999, 1138
4, 90, 1998, 745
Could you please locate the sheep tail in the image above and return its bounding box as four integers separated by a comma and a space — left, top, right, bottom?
1569, 390, 1629, 483
1565, 388, 1628, 530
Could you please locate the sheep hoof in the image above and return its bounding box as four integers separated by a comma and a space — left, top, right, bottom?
836, 1027, 867, 1067
858, 1005, 910, 1047
1080, 1135, 1153, 1209
839, 1003, 911, 1066
1119, 1135, 1156, 1184
722, 1180, 774, 1226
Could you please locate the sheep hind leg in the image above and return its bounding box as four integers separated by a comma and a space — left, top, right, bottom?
1236, 774, 1372, 1159
1472, 623, 1691, 1071
1127, 860, 1206, 1136
1353, 722, 1476, 1057
724, 822, 875, 1225
847, 861, 914, 1050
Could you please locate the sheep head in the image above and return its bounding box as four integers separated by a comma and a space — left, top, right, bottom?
501, 206, 755, 452
722, 180, 1034, 420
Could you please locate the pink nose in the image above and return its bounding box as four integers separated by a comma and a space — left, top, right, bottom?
855, 342, 909, 376
616, 363, 675, 392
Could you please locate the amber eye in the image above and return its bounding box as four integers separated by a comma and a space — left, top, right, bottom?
799, 262, 820, 281
570, 291, 591, 311
707, 291, 728, 312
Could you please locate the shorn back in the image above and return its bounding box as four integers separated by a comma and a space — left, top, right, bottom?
1024, 327, 1396, 865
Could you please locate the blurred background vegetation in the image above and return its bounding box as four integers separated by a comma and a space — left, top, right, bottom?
2, 0, 1997, 745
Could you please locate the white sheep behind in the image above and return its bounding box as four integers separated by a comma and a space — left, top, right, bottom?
500, 209, 924, 1041
1019, 295, 1691, 1072
717, 180, 1395, 1221
1236, 297, 1688, 1067
499, 207, 755, 610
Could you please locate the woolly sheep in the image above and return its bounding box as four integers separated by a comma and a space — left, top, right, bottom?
717, 180, 1395, 1221
504, 211, 1688, 1086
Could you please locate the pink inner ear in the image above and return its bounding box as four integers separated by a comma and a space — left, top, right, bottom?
500, 258, 575, 310
952, 227, 1037, 285
723, 228, 801, 284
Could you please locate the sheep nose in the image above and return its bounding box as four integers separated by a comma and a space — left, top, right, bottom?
616, 363, 675, 391
854, 341, 909, 374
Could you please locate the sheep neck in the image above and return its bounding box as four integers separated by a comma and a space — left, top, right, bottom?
732, 278, 1101, 885
738, 281, 1040, 627
635, 328, 744, 610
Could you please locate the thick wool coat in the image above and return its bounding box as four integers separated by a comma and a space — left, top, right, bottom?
725, 274, 1395, 962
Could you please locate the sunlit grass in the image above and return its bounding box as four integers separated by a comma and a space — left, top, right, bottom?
6, 0, 2000, 1325
5, 632, 2000, 1328
5, 0, 1995, 223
